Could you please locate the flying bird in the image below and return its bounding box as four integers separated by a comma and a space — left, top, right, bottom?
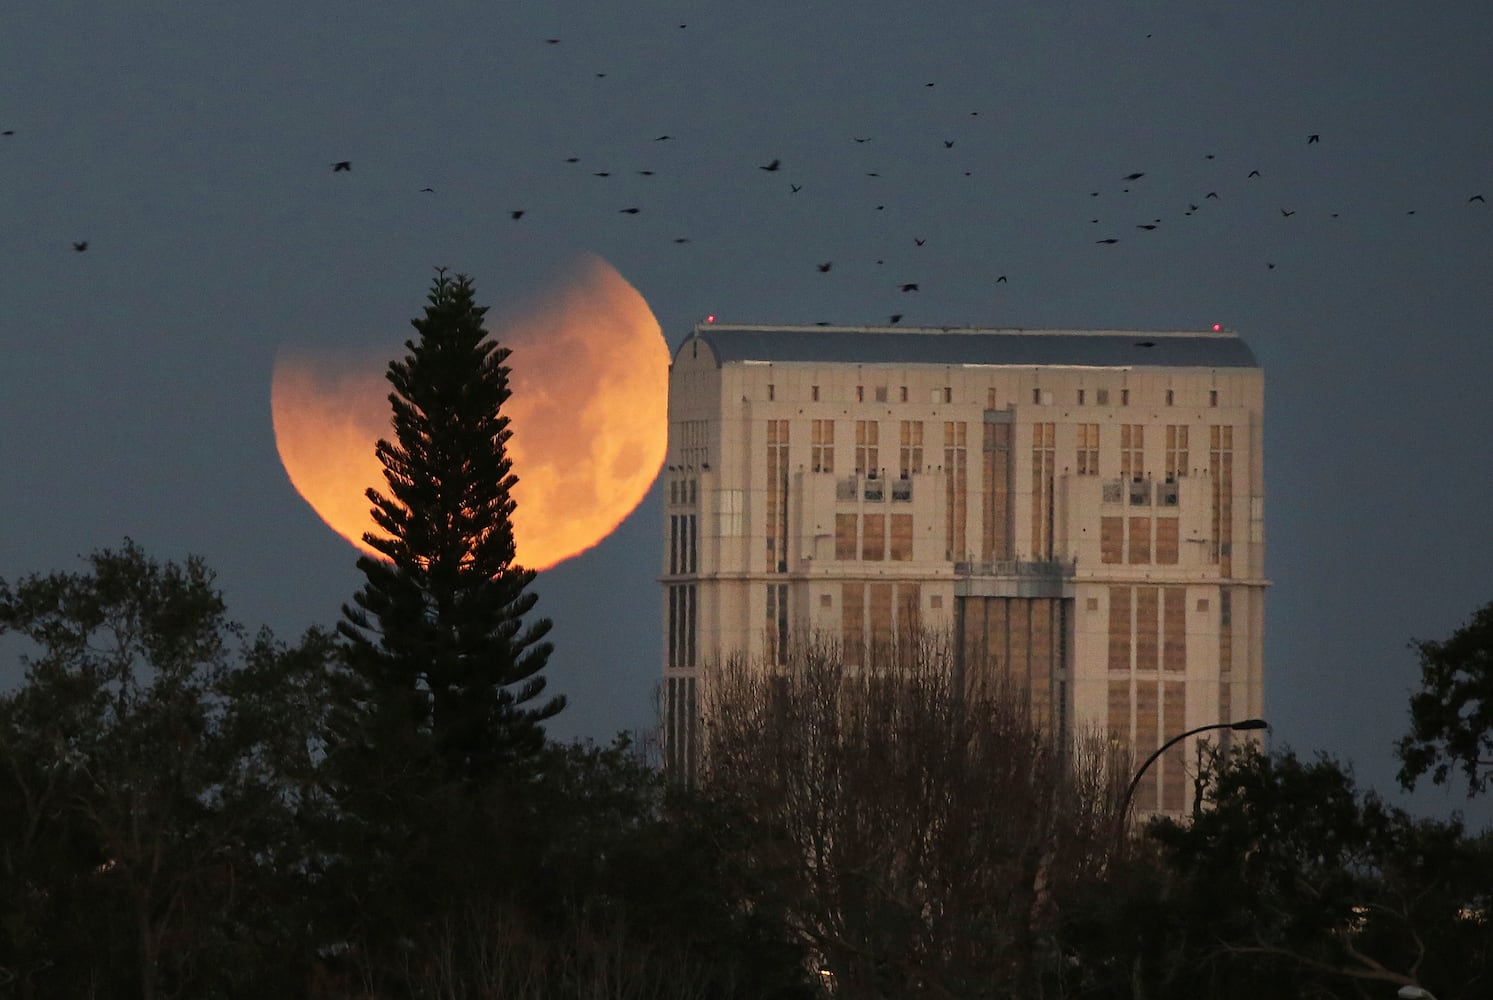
593, 171, 611, 177
1137, 224, 1157, 230
1, 129, 13, 136
943, 140, 954, 148
1280, 208, 1295, 217
655, 135, 672, 141
673, 237, 691, 243
1123, 172, 1145, 181
817, 262, 833, 272
619, 207, 640, 214
546, 38, 560, 44
637, 170, 655, 176
1096, 238, 1119, 244
853, 137, 871, 143
332, 161, 351, 172
866, 172, 881, 177
1469, 194, 1486, 202
564, 156, 579, 163
1248, 169, 1261, 177
759, 158, 781, 172
889, 314, 903, 324
790, 183, 802, 193
900, 283, 919, 292
1206, 191, 1219, 199
996, 275, 1008, 283
72, 240, 88, 252
420, 187, 435, 193
1308, 134, 1320, 144
914, 237, 926, 246
510, 210, 524, 219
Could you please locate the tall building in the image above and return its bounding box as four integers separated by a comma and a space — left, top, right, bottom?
661, 323, 1265, 813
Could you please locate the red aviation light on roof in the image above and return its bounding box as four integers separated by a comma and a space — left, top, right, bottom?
1212, 323, 1223, 331
706, 314, 716, 323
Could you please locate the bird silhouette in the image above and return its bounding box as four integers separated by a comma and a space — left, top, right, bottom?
1281, 208, 1295, 217
1266, 262, 1276, 269
565, 156, 579, 163
1096, 238, 1120, 244
1248, 170, 1261, 178
594, 171, 611, 177
817, 262, 833, 272
1206, 191, 1219, 199
900, 283, 919, 292
889, 314, 903, 324
673, 237, 691, 243
1124, 172, 1145, 181
866, 172, 881, 177
1, 129, 13, 136
619, 207, 640, 214
655, 135, 672, 141
943, 140, 954, 148
853, 137, 871, 143
790, 184, 802, 193
914, 237, 926, 246
332, 161, 351, 172
760, 159, 781, 171
72, 240, 88, 252
637, 170, 655, 176
510, 210, 524, 219
546, 38, 560, 44
1137, 224, 1157, 230
420, 187, 435, 193
996, 275, 1008, 283
1308, 134, 1320, 144
1471, 194, 1487, 202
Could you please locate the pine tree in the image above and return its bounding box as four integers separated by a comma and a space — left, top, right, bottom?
339, 268, 563, 783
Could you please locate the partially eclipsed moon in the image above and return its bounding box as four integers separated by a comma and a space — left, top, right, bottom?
271, 255, 668, 570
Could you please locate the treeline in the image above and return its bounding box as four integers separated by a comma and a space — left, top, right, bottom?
2, 566, 1491, 999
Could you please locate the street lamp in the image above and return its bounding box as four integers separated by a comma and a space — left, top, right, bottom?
1116, 718, 1268, 839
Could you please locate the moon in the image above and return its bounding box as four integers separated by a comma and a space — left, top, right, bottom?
271, 255, 668, 570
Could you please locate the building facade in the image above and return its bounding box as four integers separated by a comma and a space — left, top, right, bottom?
661, 323, 1265, 814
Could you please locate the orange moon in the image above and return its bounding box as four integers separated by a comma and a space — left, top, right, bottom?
271, 255, 668, 570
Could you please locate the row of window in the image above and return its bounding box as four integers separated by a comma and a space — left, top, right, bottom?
835, 512, 915, 561
760, 385, 1226, 407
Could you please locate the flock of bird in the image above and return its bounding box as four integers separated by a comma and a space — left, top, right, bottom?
7, 21, 1488, 328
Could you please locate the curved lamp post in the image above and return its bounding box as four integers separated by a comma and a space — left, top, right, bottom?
1116, 717, 1268, 839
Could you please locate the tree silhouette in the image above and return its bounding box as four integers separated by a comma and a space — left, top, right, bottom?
339, 268, 563, 785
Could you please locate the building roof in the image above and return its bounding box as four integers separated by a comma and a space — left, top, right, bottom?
682, 324, 1259, 369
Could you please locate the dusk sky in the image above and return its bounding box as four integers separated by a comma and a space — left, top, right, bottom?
3, 2, 1491, 823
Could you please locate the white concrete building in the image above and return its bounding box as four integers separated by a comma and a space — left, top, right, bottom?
662, 323, 1265, 814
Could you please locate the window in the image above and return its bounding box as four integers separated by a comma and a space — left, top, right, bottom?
900, 386, 909, 403
667, 584, 697, 667
835, 514, 858, 560
1120, 424, 1145, 481
820, 593, 833, 608
1121, 388, 1129, 406
812, 419, 835, 473
856, 385, 865, 402
811, 385, 820, 401
987, 387, 997, 408
875, 385, 888, 402
1209, 389, 1219, 407
1076, 423, 1099, 475
855, 420, 879, 475
890, 514, 913, 561
862, 513, 886, 561
766, 584, 789, 665
899, 420, 924, 478
767, 383, 775, 401
1033, 388, 1042, 404
1165, 389, 1175, 406
1077, 388, 1086, 405
1165, 425, 1189, 479
943, 387, 953, 404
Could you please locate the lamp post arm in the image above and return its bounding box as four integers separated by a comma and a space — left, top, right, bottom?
1119, 720, 1265, 828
